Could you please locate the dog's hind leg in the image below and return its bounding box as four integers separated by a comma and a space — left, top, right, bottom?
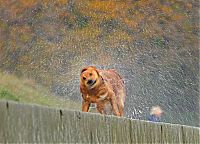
117, 92, 125, 116
118, 102, 124, 116
110, 93, 120, 116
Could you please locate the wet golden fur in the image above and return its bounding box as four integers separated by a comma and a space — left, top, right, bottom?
80, 66, 126, 116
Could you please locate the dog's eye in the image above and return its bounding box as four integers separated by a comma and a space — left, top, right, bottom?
89, 73, 92, 76
83, 77, 86, 80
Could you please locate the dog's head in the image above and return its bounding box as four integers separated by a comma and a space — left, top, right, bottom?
80, 66, 100, 89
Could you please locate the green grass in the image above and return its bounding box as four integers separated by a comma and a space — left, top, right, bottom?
152, 37, 166, 49
0, 88, 19, 101
0, 72, 81, 110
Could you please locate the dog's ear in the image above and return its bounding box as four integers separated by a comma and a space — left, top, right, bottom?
81, 67, 88, 74
95, 69, 100, 76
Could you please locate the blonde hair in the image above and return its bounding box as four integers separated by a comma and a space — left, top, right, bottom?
150, 106, 163, 115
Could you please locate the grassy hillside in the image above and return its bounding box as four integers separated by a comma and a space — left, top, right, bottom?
0, 71, 81, 110
0, 0, 198, 88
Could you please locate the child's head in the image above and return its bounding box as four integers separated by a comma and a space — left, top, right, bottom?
150, 106, 163, 117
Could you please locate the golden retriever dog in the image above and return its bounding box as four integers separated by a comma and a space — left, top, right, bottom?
80, 66, 126, 117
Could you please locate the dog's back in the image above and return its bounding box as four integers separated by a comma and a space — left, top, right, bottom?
99, 69, 126, 115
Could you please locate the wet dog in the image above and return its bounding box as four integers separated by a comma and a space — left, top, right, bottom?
80, 66, 126, 117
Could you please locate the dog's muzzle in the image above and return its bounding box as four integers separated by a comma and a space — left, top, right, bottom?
87, 79, 96, 86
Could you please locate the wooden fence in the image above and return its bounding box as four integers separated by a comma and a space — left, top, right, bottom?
0, 100, 199, 143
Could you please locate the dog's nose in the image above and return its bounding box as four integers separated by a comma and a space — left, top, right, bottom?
87, 80, 93, 85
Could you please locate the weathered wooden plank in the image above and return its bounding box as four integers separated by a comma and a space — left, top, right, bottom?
104, 116, 132, 143
0, 100, 199, 143
0, 101, 7, 143
130, 119, 162, 143
58, 108, 132, 143
160, 122, 183, 143
0, 101, 34, 143
30, 105, 63, 143
0, 101, 64, 143
60, 110, 98, 143
182, 125, 200, 144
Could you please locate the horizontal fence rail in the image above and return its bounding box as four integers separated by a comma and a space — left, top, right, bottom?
0, 101, 199, 143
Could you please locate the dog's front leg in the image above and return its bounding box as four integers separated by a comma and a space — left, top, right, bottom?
110, 92, 120, 116
82, 100, 90, 112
